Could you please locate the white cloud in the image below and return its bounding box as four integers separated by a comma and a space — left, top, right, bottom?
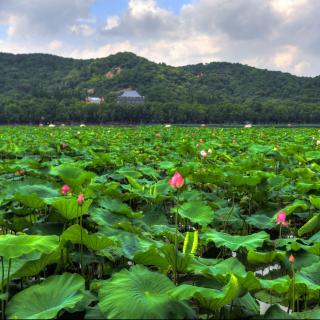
70, 24, 95, 36
128, 0, 158, 15
104, 16, 120, 31
271, 0, 308, 19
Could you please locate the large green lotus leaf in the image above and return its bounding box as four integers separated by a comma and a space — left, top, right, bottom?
4, 179, 60, 206
98, 265, 194, 319
293, 272, 320, 295
298, 214, 320, 237
110, 232, 160, 260
296, 182, 320, 193
300, 261, 320, 284
262, 305, 292, 319
213, 206, 242, 226
179, 190, 203, 202
309, 231, 320, 242
50, 164, 95, 188
161, 244, 191, 273
255, 290, 283, 304
27, 222, 64, 236
228, 174, 261, 187
150, 225, 183, 244
203, 257, 247, 280
176, 200, 214, 225
259, 276, 290, 294
14, 192, 45, 209
0, 234, 59, 259
246, 213, 274, 230
4, 179, 59, 199
0, 251, 42, 285
186, 256, 220, 275
133, 246, 169, 271
13, 251, 61, 278
62, 224, 114, 251
282, 200, 308, 216
6, 273, 85, 319
154, 179, 174, 196
305, 151, 320, 161
202, 229, 269, 251
124, 176, 144, 191
247, 250, 286, 265
100, 197, 143, 219
238, 271, 261, 291
52, 197, 92, 220
248, 144, 273, 154
141, 204, 169, 226
234, 292, 260, 317
117, 167, 142, 178
170, 273, 240, 311
158, 161, 176, 170
89, 207, 131, 229
84, 306, 105, 320
292, 307, 320, 319
138, 165, 159, 178
309, 195, 320, 209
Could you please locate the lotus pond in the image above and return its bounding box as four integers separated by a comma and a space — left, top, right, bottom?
1, 126, 320, 319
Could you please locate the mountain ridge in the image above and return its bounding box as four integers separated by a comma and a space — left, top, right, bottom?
0, 51, 315, 79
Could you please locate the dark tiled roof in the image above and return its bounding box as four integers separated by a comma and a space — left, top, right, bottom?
119, 90, 143, 98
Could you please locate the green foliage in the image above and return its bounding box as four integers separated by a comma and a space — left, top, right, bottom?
52, 197, 92, 220
202, 229, 269, 251
1, 52, 320, 124
6, 273, 85, 319
0, 235, 59, 259
98, 265, 194, 319
1, 126, 320, 319
176, 200, 214, 225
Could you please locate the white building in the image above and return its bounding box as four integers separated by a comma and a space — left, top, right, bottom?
86, 97, 104, 104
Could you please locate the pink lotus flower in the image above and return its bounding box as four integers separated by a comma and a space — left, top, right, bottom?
168, 172, 184, 189
208, 149, 212, 154
155, 133, 161, 137
276, 210, 288, 227
196, 144, 199, 148
200, 150, 207, 158
199, 139, 204, 143
289, 254, 295, 264
61, 143, 68, 149
77, 192, 85, 206
61, 184, 71, 195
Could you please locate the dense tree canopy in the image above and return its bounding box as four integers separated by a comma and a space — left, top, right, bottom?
0, 51, 320, 124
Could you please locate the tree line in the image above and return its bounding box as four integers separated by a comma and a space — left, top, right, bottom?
1, 98, 320, 124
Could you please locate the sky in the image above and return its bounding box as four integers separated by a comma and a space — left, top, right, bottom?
0, 0, 319, 76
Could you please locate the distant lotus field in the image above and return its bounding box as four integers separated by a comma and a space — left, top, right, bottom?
1, 125, 320, 319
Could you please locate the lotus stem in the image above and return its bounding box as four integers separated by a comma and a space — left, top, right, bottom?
80, 206, 84, 275
292, 264, 295, 313
222, 204, 234, 232
1, 257, 4, 320
174, 193, 180, 285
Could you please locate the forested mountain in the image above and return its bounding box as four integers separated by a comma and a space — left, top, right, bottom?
0, 51, 320, 124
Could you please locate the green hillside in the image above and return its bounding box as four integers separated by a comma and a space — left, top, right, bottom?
0, 51, 320, 124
